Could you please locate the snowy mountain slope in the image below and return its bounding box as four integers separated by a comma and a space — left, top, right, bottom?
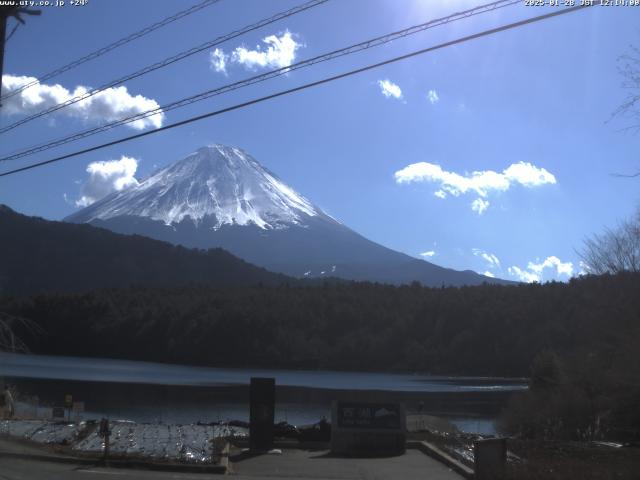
69, 145, 322, 230
66, 145, 511, 287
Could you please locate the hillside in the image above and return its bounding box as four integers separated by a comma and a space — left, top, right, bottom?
0, 205, 291, 293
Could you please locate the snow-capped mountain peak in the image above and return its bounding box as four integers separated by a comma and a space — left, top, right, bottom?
71, 144, 321, 230
66, 143, 509, 287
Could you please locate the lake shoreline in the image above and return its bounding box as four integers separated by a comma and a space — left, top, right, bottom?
8, 376, 518, 413
1, 353, 527, 434
0, 352, 529, 391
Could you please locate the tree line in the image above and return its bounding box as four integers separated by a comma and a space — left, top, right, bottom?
2, 272, 638, 379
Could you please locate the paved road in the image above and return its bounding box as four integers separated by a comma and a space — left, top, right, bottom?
230, 448, 464, 479
0, 449, 463, 479
0, 458, 208, 480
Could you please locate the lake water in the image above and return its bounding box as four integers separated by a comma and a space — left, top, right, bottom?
1, 352, 527, 434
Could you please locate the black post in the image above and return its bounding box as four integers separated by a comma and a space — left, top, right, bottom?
99, 418, 111, 465
474, 438, 507, 480
249, 377, 275, 451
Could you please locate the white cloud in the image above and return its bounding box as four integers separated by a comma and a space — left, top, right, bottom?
209, 48, 228, 74
471, 198, 489, 215
394, 161, 556, 213
427, 89, 439, 104
508, 266, 540, 283
420, 250, 436, 257
377, 79, 403, 100
1, 74, 164, 130
75, 156, 139, 207
527, 256, 573, 277
434, 190, 447, 199
508, 256, 574, 283
473, 249, 501, 268
578, 260, 590, 276
231, 30, 301, 70
482, 270, 495, 278
503, 162, 557, 187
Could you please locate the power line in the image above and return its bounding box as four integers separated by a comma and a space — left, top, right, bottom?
0, 0, 329, 135
0, 0, 520, 163
0, 3, 594, 179
0, 0, 221, 103
4, 21, 19, 44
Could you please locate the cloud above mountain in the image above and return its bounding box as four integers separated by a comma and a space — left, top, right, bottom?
1, 74, 164, 130
473, 248, 500, 268
209, 48, 228, 74
378, 79, 403, 100
471, 198, 490, 215
75, 156, 139, 207
209, 30, 302, 74
508, 256, 574, 283
427, 89, 439, 104
394, 161, 556, 214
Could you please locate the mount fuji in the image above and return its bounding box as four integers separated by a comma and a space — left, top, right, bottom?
66, 144, 506, 286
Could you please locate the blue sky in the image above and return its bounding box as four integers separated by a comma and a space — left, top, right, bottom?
0, 0, 638, 282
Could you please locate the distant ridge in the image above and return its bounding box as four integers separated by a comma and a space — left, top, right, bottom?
0, 205, 291, 294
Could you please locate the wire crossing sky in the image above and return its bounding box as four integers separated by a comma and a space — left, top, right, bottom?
0, 0, 521, 163
0, 0, 223, 102
0, 0, 329, 134
0, 0, 637, 284
0, 3, 593, 177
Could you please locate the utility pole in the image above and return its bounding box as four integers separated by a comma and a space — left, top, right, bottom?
0, 8, 9, 87
0, 6, 41, 108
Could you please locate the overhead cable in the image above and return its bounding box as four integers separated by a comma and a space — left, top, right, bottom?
0, 4, 594, 178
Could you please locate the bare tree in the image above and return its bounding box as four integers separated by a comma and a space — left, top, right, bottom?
0, 312, 40, 352
580, 208, 640, 274
611, 44, 640, 134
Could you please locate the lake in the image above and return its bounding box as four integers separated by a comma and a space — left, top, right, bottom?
1, 352, 527, 434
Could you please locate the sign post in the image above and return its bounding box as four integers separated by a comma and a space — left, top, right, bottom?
249, 377, 275, 452
98, 418, 111, 465
0, 378, 5, 419
64, 394, 72, 422
474, 438, 506, 480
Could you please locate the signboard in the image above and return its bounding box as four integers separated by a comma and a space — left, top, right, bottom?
52, 407, 65, 419
249, 377, 275, 451
64, 394, 73, 409
331, 401, 406, 456
336, 403, 402, 430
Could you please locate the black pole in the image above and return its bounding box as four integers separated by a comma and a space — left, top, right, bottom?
0, 6, 41, 109
0, 13, 6, 102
